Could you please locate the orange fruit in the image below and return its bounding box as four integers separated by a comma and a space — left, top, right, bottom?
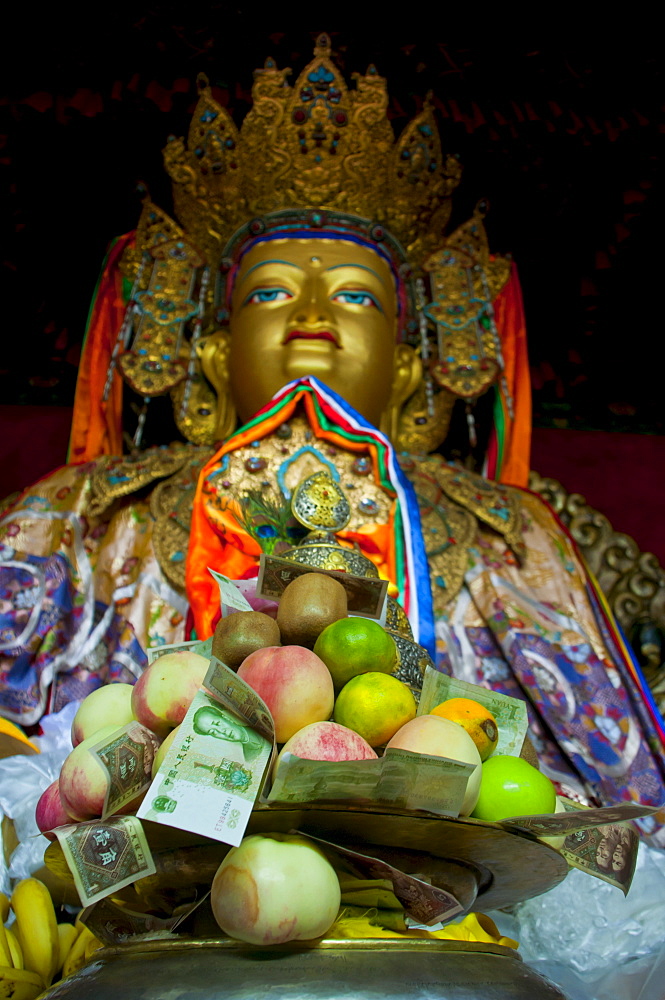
313, 617, 397, 689
430, 697, 498, 761
333, 672, 416, 747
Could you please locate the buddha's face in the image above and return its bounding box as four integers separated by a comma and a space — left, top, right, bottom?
228, 237, 400, 426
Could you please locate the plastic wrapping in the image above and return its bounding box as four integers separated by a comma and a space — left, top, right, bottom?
0, 700, 78, 889
488, 841, 665, 1000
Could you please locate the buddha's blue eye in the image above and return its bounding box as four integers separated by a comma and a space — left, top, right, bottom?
245, 288, 293, 305
332, 291, 381, 310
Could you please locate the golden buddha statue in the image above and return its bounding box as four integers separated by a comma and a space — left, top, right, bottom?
1, 35, 664, 845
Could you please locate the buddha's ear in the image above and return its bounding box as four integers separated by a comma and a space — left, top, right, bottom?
381, 343, 422, 441
197, 330, 237, 441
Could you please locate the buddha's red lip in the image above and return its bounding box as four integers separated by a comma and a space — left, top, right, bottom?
284, 330, 338, 344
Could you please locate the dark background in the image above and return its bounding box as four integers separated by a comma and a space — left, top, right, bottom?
0, 13, 662, 435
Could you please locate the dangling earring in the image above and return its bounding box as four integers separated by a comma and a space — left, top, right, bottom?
103, 253, 149, 403
422, 205, 510, 405
394, 276, 456, 455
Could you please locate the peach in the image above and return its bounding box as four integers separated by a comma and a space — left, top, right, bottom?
386, 714, 482, 816
35, 779, 74, 839
211, 833, 340, 944
71, 682, 135, 746
237, 646, 334, 743
59, 724, 123, 820
275, 721, 376, 779
131, 651, 209, 738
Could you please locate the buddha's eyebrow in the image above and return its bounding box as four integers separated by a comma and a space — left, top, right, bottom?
242, 259, 304, 279
325, 263, 387, 288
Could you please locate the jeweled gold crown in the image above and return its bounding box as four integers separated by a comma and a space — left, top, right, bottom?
112, 34, 512, 454
154, 32, 461, 267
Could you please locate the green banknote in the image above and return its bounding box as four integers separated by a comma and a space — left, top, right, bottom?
88, 720, 162, 819
55, 816, 155, 907
207, 568, 255, 616
146, 636, 213, 665
267, 747, 473, 817
138, 659, 273, 846
418, 666, 528, 757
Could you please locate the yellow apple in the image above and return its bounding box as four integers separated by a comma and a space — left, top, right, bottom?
211, 833, 340, 944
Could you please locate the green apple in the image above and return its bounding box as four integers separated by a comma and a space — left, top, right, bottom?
471, 754, 556, 822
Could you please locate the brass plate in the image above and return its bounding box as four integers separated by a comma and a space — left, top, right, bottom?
246, 803, 568, 911
45, 804, 568, 913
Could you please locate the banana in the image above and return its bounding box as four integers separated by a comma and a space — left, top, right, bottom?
83, 934, 103, 960
10, 879, 59, 987
5, 929, 23, 971
0, 964, 44, 1000
61, 926, 96, 980
0, 893, 9, 923
55, 924, 78, 975
0, 921, 12, 969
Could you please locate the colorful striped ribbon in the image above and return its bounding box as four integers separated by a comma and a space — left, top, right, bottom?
187, 377, 435, 656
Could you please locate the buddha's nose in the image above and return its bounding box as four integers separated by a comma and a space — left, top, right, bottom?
290, 279, 332, 327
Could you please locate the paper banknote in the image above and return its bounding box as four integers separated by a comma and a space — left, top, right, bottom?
146, 636, 213, 665
81, 892, 209, 944
300, 832, 464, 925
138, 659, 273, 846
55, 816, 156, 907
89, 721, 162, 819
208, 568, 254, 616
500, 801, 661, 838
267, 747, 474, 817
256, 553, 388, 619
203, 655, 274, 742
418, 667, 528, 757
560, 823, 638, 895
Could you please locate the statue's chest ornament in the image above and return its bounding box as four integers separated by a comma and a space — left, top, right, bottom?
212, 416, 393, 534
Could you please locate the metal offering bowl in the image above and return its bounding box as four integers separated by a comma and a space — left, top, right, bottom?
38, 936, 569, 1000
40, 806, 571, 999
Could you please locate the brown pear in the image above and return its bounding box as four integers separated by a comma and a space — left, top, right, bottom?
276, 572, 348, 648
212, 610, 281, 669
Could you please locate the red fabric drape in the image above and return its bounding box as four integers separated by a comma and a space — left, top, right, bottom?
67, 233, 134, 463
488, 263, 532, 487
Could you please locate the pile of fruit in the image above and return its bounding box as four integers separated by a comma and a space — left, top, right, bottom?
23, 569, 559, 961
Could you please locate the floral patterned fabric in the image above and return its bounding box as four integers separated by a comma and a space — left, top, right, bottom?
429, 484, 665, 843
0, 461, 187, 724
